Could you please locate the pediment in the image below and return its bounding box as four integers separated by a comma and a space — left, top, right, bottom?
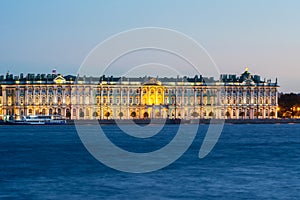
54, 75, 66, 84
143, 78, 162, 86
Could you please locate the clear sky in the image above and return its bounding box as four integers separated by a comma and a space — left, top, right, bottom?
0, 0, 299, 92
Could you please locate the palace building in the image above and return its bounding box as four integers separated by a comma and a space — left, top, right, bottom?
0, 68, 279, 120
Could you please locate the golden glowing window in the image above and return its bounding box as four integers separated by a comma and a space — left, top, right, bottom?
8, 97, 12, 106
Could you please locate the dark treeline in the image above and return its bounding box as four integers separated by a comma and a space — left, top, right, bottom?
278, 93, 300, 118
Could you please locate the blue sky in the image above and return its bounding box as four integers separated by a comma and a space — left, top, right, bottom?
0, 0, 299, 92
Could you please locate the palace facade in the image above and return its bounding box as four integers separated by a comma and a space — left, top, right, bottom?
0, 69, 279, 120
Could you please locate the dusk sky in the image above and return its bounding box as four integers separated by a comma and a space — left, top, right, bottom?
0, 0, 299, 92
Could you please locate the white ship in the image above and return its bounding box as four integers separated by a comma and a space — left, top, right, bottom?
11, 115, 66, 125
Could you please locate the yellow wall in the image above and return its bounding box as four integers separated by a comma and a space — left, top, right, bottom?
142, 86, 164, 105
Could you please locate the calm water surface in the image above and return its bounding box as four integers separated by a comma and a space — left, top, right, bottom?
0, 124, 300, 199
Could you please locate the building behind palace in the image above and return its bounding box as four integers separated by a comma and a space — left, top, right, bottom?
0, 68, 279, 120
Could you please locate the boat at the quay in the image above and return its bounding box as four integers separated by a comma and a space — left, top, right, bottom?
3, 115, 66, 125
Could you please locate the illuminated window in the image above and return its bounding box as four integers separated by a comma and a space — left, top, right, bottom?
66, 96, 70, 105
7, 97, 12, 105
42, 97, 46, 105
85, 96, 89, 104
35, 96, 39, 104
260, 97, 263, 104
72, 96, 76, 104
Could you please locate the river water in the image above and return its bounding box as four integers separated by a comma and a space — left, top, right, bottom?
0, 124, 299, 199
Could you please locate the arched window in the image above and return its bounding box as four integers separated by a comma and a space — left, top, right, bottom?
66, 96, 70, 105
42, 96, 46, 105
85, 96, 89, 104
247, 109, 250, 117
35, 96, 39, 104
57, 96, 62, 105
171, 97, 175, 105
260, 97, 264, 104
233, 97, 236, 104
265, 98, 269, 104
227, 97, 231, 104
246, 97, 250, 104
239, 97, 243, 104
79, 108, 84, 118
